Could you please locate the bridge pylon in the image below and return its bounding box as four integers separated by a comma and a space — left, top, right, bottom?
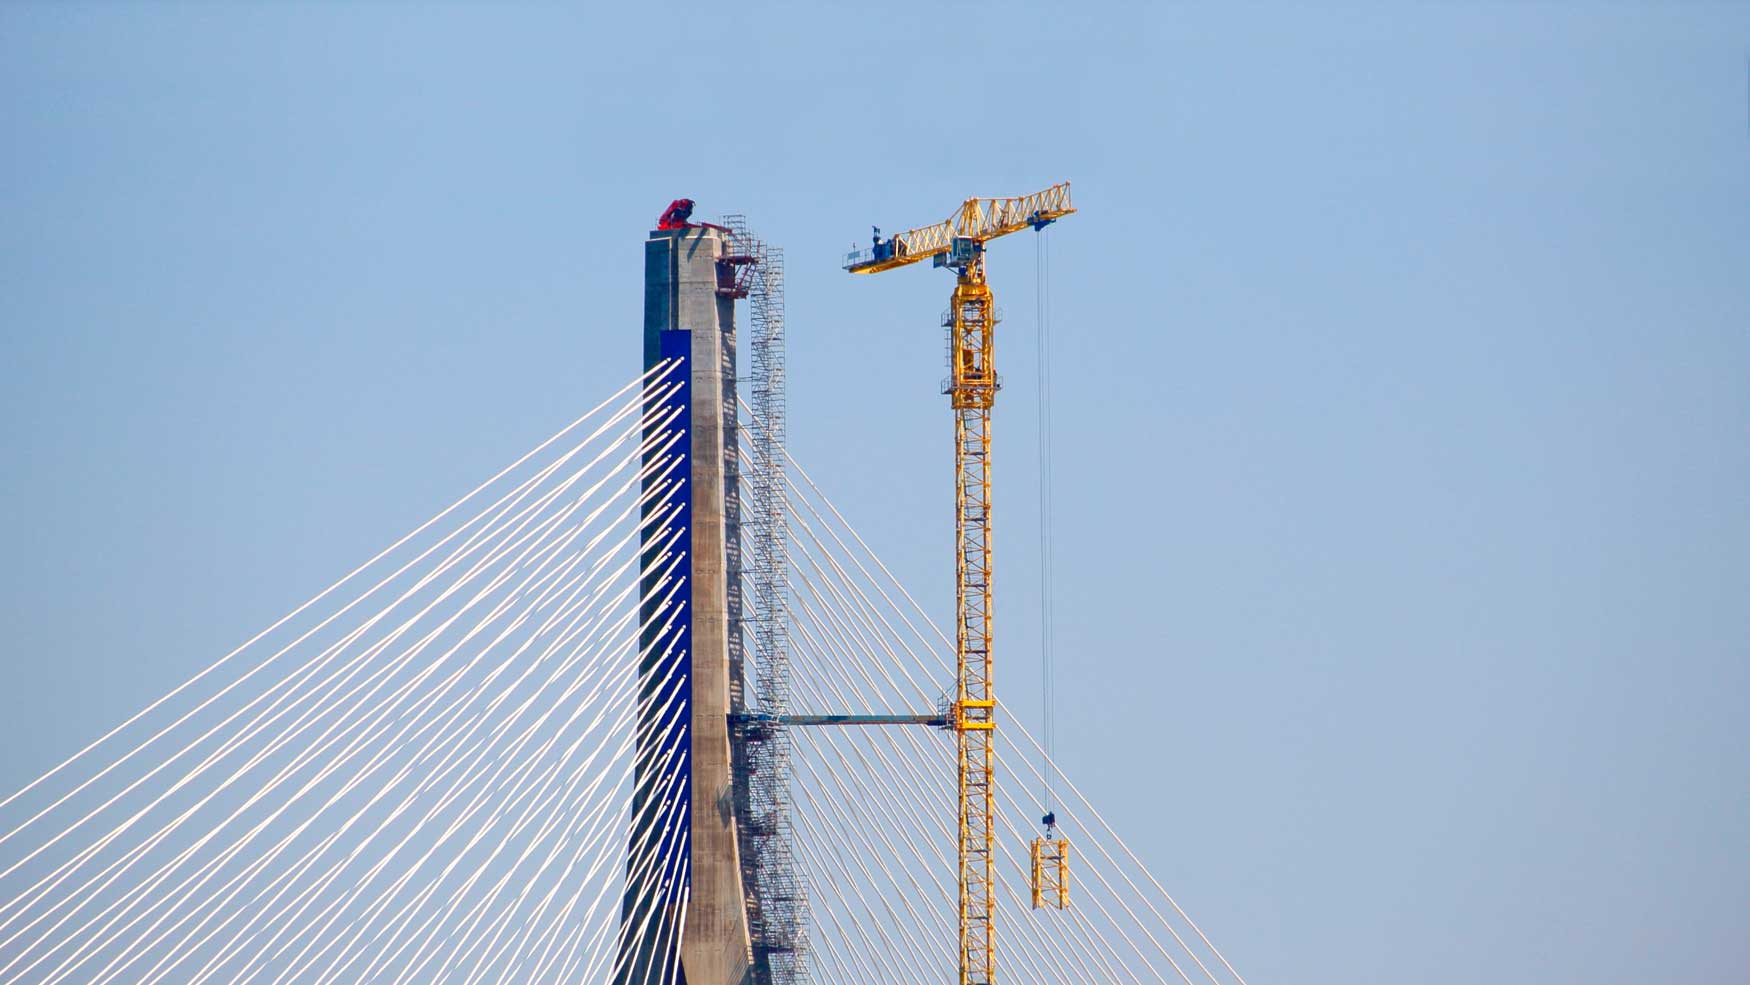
619, 219, 752, 985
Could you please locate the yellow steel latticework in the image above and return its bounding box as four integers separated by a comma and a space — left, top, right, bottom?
846, 182, 1075, 985
1030, 837, 1069, 910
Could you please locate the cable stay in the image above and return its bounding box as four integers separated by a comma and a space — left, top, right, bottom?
0, 360, 1250, 985
735, 416, 1252, 985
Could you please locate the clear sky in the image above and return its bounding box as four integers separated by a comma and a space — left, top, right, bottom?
2, 3, 1747, 982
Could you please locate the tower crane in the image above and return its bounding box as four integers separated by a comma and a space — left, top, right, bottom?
843, 182, 1075, 985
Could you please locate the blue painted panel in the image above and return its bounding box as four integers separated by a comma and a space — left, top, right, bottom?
649, 330, 692, 945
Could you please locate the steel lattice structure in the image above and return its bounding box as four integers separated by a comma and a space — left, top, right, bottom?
846, 184, 1076, 985
722, 215, 808, 985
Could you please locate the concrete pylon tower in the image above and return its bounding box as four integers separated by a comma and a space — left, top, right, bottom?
619, 222, 753, 985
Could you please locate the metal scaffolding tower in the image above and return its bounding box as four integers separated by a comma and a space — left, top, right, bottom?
722, 215, 808, 985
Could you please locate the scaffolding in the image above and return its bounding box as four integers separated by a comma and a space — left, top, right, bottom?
722, 215, 807, 985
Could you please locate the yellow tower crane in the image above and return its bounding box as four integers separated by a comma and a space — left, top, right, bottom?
844, 181, 1075, 985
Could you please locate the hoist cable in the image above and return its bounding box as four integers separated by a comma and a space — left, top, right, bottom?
1035, 224, 1058, 821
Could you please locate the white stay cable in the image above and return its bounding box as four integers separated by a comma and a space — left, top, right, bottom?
498, 705, 644, 985
467, 700, 647, 985
23, 451, 675, 985
456, 671, 689, 985
0, 369, 679, 890
564, 771, 687, 985
771, 473, 1147, 983
0, 360, 679, 823
593, 737, 692, 985
339, 597, 684, 985
587, 593, 701, 985
238, 524, 690, 985
158, 509, 678, 985
782, 588, 1108, 985
14, 420, 684, 985
769, 432, 1250, 985
2, 427, 677, 980
784, 728, 947, 960
538, 687, 695, 985
0, 454, 627, 984
266, 538, 689, 985
773, 835, 858, 985
0, 390, 682, 926
784, 769, 931, 982
784, 493, 1123, 983
762, 431, 1234, 984
791, 472, 1218, 979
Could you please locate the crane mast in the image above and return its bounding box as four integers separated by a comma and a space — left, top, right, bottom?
949, 240, 998, 985
844, 183, 1074, 985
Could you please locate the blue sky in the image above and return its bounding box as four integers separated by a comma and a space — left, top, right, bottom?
2, 3, 1747, 982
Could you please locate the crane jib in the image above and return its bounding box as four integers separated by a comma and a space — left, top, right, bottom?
843, 182, 1075, 274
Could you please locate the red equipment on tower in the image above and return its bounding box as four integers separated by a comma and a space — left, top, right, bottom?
656, 199, 696, 230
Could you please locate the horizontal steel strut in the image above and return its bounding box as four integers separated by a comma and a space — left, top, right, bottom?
729, 713, 949, 728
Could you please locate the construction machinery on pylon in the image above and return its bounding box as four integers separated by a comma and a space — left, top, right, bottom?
844, 182, 1075, 985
